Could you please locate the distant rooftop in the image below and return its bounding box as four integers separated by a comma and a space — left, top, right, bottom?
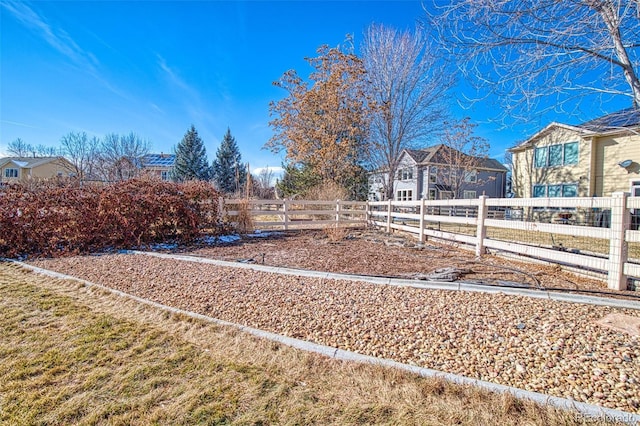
143, 153, 175, 167
578, 108, 640, 132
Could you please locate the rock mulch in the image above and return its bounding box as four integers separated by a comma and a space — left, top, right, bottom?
29, 252, 640, 414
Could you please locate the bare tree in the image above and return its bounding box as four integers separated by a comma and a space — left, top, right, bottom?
361, 24, 453, 200
60, 132, 100, 179
34, 144, 59, 157
252, 167, 275, 199
97, 132, 150, 182
434, 118, 490, 199
427, 0, 640, 123
7, 138, 33, 157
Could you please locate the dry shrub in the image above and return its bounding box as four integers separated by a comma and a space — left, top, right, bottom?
0, 179, 223, 258
234, 199, 254, 234
304, 181, 349, 201
324, 224, 349, 242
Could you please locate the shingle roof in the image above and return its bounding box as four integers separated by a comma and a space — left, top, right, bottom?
404, 148, 434, 163
0, 156, 66, 168
577, 108, 640, 132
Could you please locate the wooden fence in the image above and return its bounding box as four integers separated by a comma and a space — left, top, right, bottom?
223, 199, 368, 230
224, 194, 640, 291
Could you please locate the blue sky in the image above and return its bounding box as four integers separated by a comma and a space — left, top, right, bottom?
0, 0, 631, 172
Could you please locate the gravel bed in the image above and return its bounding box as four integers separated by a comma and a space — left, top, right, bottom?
29, 252, 640, 414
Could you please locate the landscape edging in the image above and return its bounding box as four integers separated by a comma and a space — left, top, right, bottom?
9, 258, 640, 424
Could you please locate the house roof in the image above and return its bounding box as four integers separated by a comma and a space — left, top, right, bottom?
577, 108, 640, 132
0, 156, 70, 169
401, 145, 507, 172
509, 107, 640, 152
142, 153, 176, 167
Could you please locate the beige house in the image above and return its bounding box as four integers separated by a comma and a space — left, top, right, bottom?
509, 108, 640, 199
141, 153, 175, 181
0, 156, 76, 185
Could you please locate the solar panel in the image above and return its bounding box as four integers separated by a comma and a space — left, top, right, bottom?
143, 154, 175, 167
579, 108, 640, 131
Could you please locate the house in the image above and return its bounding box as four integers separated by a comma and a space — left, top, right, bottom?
141, 153, 175, 181
509, 108, 640, 199
0, 156, 76, 185
368, 144, 508, 201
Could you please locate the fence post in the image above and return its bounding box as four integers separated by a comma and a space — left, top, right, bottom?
283, 199, 289, 231
419, 198, 426, 243
475, 195, 488, 257
335, 199, 341, 225
386, 199, 392, 233
608, 192, 629, 290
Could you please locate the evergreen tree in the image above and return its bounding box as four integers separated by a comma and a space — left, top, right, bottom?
212, 128, 246, 193
171, 125, 212, 182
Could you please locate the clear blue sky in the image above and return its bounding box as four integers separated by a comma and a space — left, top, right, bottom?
0, 0, 630, 171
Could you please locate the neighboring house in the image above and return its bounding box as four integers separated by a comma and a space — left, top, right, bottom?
368, 144, 508, 201
0, 156, 76, 185
509, 108, 640, 199
141, 153, 175, 181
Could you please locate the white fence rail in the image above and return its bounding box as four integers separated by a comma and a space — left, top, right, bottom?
369, 193, 638, 291
224, 194, 640, 291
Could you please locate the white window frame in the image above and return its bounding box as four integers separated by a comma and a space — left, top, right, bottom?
4, 168, 18, 178
161, 170, 169, 181
534, 142, 579, 168
463, 170, 477, 183
463, 190, 477, 199
429, 166, 437, 183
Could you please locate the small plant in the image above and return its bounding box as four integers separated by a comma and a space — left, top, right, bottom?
324, 224, 349, 243
235, 199, 254, 234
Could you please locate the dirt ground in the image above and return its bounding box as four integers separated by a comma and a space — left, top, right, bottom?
174, 228, 636, 297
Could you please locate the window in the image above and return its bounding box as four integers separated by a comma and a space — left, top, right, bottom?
161, 170, 169, 181
399, 168, 413, 180
429, 166, 437, 183
534, 183, 578, 197
534, 142, 579, 168
548, 145, 563, 166
533, 185, 546, 197
428, 189, 436, 200
463, 170, 477, 183
396, 190, 413, 201
534, 147, 548, 168
4, 168, 18, 178
463, 190, 477, 199
564, 142, 578, 165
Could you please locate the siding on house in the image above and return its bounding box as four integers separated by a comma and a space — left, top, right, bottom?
0, 157, 76, 184
510, 109, 640, 199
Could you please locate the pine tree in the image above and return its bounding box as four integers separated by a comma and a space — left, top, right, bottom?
212, 128, 246, 193
171, 125, 212, 182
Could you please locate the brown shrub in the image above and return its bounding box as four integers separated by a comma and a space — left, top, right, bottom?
0, 179, 223, 258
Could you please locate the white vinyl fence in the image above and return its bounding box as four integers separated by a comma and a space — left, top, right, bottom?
224, 194, 640, 291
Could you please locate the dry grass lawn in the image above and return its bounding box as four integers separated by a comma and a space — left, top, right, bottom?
0, 263, 624, 425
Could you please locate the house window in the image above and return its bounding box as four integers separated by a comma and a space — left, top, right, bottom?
534, 184, 578, 197
398, 168, 413, 180
4, 168, 18, 178
161, 170, 169, 181
533, 185, 546, 197
429, 166, 437, 183
396, 190, 413, 201
564, 142, 579, 165
428, 189, 437, 200
463, 190, 477, 199
463, 170, 477, 183
535, 142, 579, 168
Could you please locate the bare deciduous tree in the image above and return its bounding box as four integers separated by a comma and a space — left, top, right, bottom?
60, 131, 100, 179
362, 24, 453, 200
427, 0, 640, 122
97, 132, 150, 182
7, 138, 33, 157
434, 118, 490, 199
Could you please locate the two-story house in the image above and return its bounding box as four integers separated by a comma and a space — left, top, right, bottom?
0, 156, 76, 185
509, 108, 640, 199
368, 144, 507, 201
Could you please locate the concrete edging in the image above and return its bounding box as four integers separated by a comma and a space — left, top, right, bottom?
10, 258, 640, 425
131, 250, 640, 311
